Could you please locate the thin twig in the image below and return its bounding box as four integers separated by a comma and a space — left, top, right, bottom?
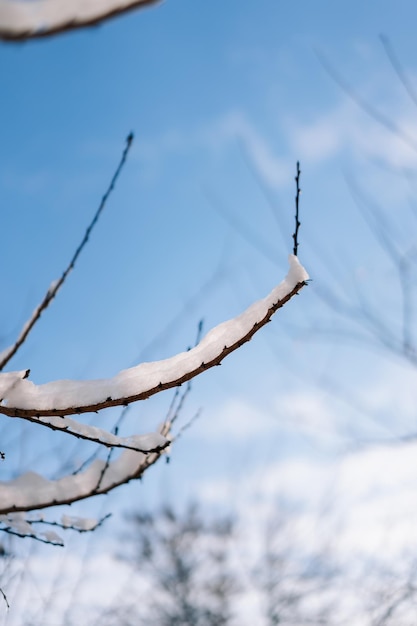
0, 527, 64, 546
345, 175, 417, 363
95, 446, 115, 491
293, 162, 301, 256
170, 382, 192, 427
72, 405, 131, 476
30, 513, 111, 533
194, 318, 204, 346
0, 587, 9, 610
174, 408, 202, 440
165, 387, 181, 425
165, 319, 204, 429
316, 48, 417, 153
11, 411, 170, 454
0, 133, 134, 372
380, 34, 417, 108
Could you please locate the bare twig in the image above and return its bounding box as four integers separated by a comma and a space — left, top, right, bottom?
168, 318, 204, 427
95, 445, 116, 492
11, 411, 170, 454
345, 175, 417, 364
315, 48, 417, 153
0, 587, 9, 610
170, 381, 192, 427
30, 513, 111, 534
0, 527, 64, 546
293, 161, 301, 256
194, 318, 204, 347
0, 133, 134, 372
380, 34, 417, 108
72, 405, 131, 476
174, 408, 202, 440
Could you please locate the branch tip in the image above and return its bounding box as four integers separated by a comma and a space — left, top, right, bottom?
293, 161, 301, 256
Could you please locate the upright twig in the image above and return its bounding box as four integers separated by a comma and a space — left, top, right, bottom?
163, 319, 203, 432
0, 133, 134, 372
293, 161, 301, 256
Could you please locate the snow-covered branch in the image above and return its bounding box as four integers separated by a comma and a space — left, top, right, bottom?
0, 422, 171, 514
0, 512, 111, 545
0, 0, 161, 41
9, 412, 169, 453
0, 255, 308, 420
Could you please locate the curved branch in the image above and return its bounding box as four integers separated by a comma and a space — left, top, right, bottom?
10, 412, 168, 453
0, 255, 308, 419
0, 422, 170, 514
0, 512, 112, 545
0, 0, 161, 41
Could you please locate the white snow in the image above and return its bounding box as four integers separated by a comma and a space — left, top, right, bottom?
0, 370, 27, 399
0, 0, 160, 38
61, 515, 99, 531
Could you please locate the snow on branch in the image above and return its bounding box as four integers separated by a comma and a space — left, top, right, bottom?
0, 0, 161, 41
0, 134, 134, 372
0, 512, 111, 546
0, 422, 170, 514
9, 412, 169, 453
0, 512, 111, 545
0, 255, 308, 420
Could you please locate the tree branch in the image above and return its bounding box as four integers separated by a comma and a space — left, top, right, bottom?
9, 412, 169, 454
0, 256, 308, 419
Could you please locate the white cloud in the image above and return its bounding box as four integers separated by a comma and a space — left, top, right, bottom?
290, 97, 417, 170
129, 109, 292, 188
194, 386, 353, 449
200, 439, 417, 557
193, 397, 278, 441
1, 550, 136, 626
206, 111, 292, 188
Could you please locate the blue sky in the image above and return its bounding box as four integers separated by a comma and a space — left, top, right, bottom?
2, 0, 417, 488
4, 0, 417, 619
